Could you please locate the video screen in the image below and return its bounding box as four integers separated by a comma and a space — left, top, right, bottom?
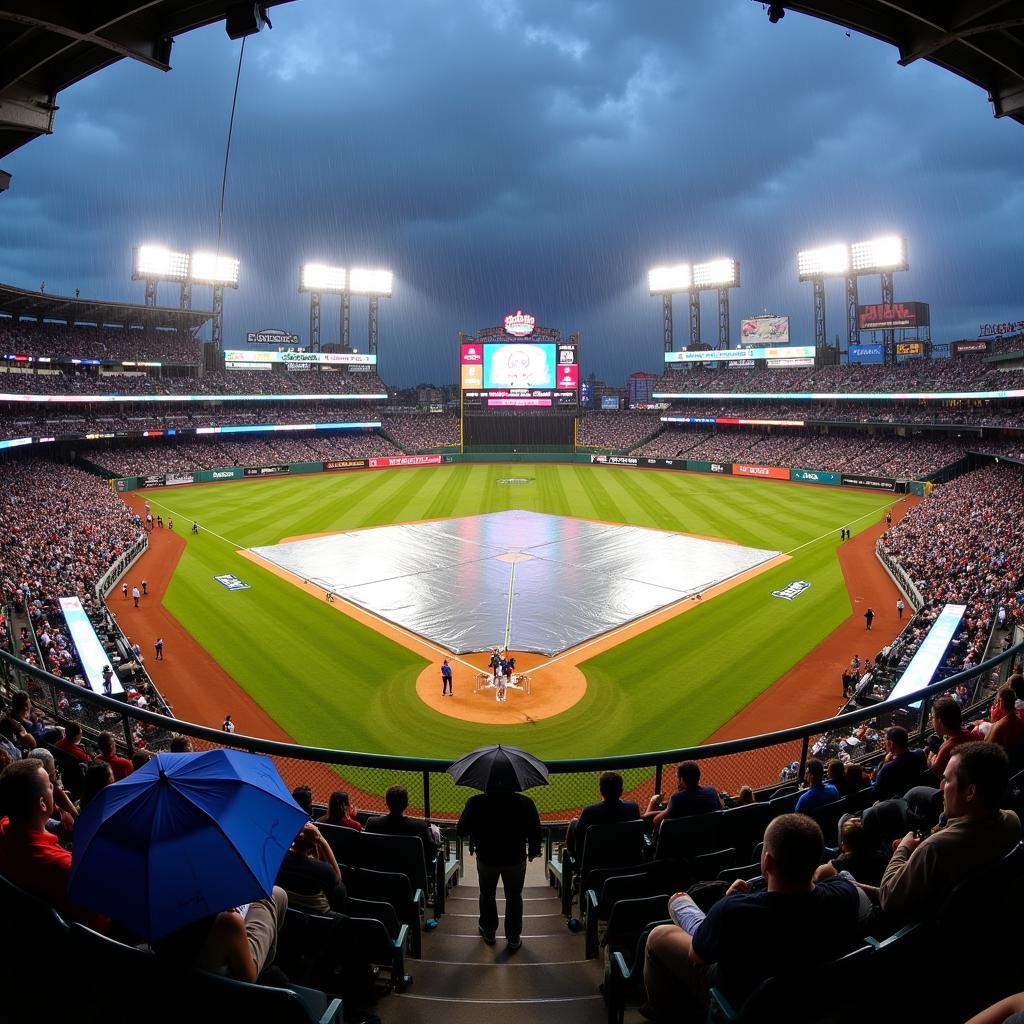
483, 343, 556, 390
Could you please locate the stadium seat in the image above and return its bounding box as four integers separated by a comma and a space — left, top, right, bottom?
556, 819, 648, 917
65, 922, 343, 1024
0, 871, 71, 988
692, 847, 737, 880
603, 899, 673, 1024
715, 802, 772, 863
656, 811, 723, 862
716, 861, 761, 885
583, 871, 666, 959
806, 797, 849, 846
341, 864, 424, 959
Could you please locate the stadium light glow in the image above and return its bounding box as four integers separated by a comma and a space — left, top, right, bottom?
850, 235, 908, 273
190, 252, 241, 286
648, 264, 691, 294
134, 245, 189, 280
300, 263, 347, 292
349, 268, 393, 296
797, 244, 850, 280
692, 258, 739, 289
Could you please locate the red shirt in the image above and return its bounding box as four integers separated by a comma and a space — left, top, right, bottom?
317, 814, 363, 831
932, 730, 976, 776
54, 736, 89, 764
100, 752, 133, 781
0, 817, 107, 930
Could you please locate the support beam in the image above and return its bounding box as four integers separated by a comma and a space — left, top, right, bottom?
688, 289, 701, 348
211, 284, 224, 352
341, 291, 350, 351
309, 290, 320, 352
880, 271, 895, 367
178, 280, 191, 311
368, 296, 379, 357
811, 277, 826, 349
845, 274, 859, 353
661, 293, 673, 353
143, 279, 157, 307
717, 287, 730, 349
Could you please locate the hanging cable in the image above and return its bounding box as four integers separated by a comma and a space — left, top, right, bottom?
216, 36, 247, 255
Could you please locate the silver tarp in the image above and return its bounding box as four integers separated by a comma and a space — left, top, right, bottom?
250, 510, 780, 656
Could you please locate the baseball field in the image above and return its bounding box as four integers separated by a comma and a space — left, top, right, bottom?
132, 463, 898, 772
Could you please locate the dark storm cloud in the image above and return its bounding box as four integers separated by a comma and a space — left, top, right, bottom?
2, 0, 1022, 383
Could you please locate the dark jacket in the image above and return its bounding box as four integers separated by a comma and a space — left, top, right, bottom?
457, 791, 542, 865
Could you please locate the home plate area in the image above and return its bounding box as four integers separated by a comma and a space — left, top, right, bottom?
249, 510, 780, 657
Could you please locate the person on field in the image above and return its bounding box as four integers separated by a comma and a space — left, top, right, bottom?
441, 659, 453, 696
864, 607, 874, 630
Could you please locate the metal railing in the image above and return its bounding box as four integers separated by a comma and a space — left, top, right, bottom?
2, 638, 1021, 825
94, 533, 149, 599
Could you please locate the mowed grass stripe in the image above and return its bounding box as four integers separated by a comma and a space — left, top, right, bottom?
146, 465, 888, 771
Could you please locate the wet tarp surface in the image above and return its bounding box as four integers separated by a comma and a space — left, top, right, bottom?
250, 510, 780, 656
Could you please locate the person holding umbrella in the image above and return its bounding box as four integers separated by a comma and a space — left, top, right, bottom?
451, 745, 545, 951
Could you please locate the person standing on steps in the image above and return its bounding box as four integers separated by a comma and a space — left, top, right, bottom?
456, 781, 542, 952
864, 607, 874, 631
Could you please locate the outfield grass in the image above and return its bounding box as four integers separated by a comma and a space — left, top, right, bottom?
143, 464, 892, 773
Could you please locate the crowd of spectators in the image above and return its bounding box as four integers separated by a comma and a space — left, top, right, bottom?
577, 411, 662, 450
0, 320, 201, 363
0, 460, 144, 685
630, 427, 971, 478
658, 398, 1024, 427
881, 464, 1024, 657
0, 368, 390, 397
93, 432, 403, 476
381, 413, 458, 450
654, 355, 1024, 396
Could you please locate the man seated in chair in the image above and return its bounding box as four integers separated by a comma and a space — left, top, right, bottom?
364, 785, 439, 859
867, 742, 1020, 921
648, 761, 722, 832
642, 814, 861, 1019
565, 770, 641, 862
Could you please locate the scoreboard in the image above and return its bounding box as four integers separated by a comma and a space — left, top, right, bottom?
461, 319, 579, 411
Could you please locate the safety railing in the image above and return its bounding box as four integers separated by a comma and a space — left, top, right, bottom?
2, 638, 1021, 825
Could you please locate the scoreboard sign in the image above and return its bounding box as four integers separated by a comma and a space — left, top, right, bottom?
858, 302, 929, 331
895, 341, 923, 356
461, 328, 578, 411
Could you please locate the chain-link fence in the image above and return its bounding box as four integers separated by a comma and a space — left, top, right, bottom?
3, 640, 1022, 825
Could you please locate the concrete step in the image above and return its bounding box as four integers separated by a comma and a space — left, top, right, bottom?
407, 957, 602, 1000
416, 929, 591, 965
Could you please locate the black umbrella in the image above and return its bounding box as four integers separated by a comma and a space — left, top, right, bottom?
448, 744, 550, 793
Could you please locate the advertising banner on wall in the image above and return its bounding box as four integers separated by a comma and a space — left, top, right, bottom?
165, 472, 195, 486
791, 468, 841, 485
324, 459, 369, 471
244, 464, 289, 477
734, 463, 789, 481
686, 460, 732, 474
223, 349, 376, 366
140, 474, 165, 487
665, 345, 815, 364
841, 473, 897, 491
952, 340, 989, 354
368, 455, 443, 468
979, 319, 1024, 337
209, 467, 243, 480
895, 341, 923, 357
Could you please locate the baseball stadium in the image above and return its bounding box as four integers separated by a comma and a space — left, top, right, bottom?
1, 3, 1023, 1024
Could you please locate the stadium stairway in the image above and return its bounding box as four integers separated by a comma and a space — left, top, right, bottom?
386, 857, 633, 1024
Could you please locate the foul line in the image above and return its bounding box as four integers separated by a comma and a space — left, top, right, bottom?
504, 561, 517, 652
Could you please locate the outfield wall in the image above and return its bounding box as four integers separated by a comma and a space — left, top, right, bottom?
110, 450, 911, 492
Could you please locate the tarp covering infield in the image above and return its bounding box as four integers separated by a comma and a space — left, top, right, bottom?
249, 510, 780, 657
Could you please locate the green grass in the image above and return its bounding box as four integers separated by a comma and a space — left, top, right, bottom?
142, 464, 892, 774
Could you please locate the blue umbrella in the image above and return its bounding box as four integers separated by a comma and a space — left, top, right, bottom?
68, 749, 308, 941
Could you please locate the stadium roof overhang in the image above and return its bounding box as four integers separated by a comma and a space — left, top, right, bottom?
758, 2, 1024, 127
0, 1, 297, 160
0, 281, 213, 331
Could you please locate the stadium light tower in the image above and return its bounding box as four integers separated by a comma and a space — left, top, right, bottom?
349, 268, 393, 357
797, 244, 850, 351
299, 263, 347, 351
131, 245, 189, 307
648, 264, 691, 352
693, 258, 740, 349
850, 236, 909, 367
189, 252, 240, 352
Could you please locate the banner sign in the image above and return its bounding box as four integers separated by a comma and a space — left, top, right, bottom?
979, 320, 1024, 337
791, 468, 841, 485
140, 474, 165, 487
728, 359, 756, 369
858, 302, 929, 330
165, 472, 195, 486
243, 464, 289, 477
740, 316, 790, 343
210, 467, 243, 480
687, 460, 732, 474
367, 455, 443, 468
665, 345, 815, 364
841, 473, 896, 491
952, 340, 989, 354
223, 349, 376, 366
214, 574, 250, 592
772, 580, 811, 601
325, 459, 369, 471
590, 454, 639, 466
734, 463, 789, 481
766, 357, 815, 368
246, 329, 301, 346
895, 341, 923, 356
848, 343, 884, 364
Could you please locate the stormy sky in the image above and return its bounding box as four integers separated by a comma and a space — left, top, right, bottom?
1, 0, 1022, 386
